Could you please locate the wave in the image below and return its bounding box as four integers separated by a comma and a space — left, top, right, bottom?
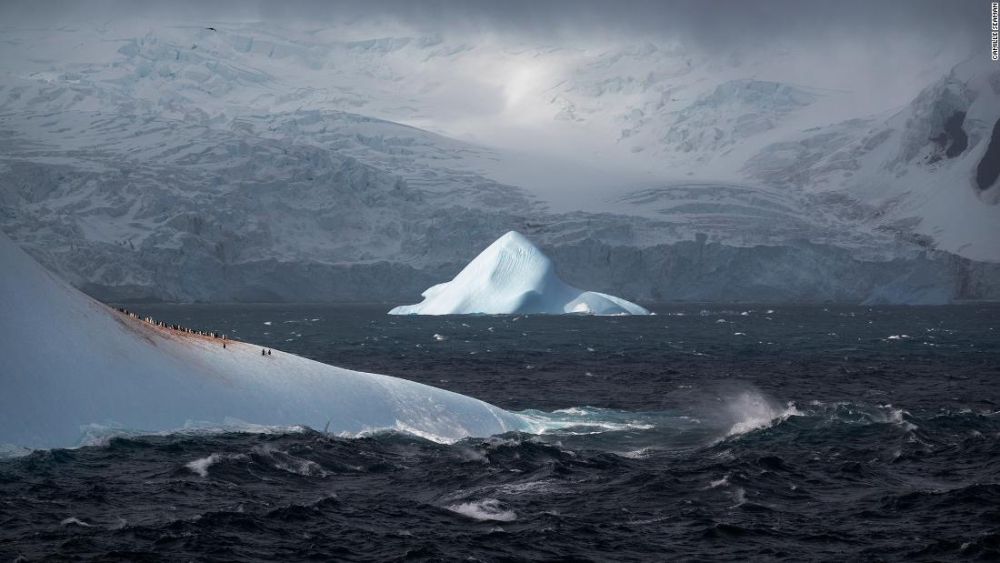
514, 406, 660, 435
5, 391, 992, 462
721, 391, 802, 437
513, 390, 800, 442
0, 419, 312, 460
185, 444, 327, 478
77, 419, 311, 448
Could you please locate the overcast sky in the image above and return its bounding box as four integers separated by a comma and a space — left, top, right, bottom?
0, 0, 984, 51
0, 0, 987, 199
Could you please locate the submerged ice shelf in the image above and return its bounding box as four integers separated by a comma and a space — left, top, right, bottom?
0, 234, 524, 450
389, 231, 651, 316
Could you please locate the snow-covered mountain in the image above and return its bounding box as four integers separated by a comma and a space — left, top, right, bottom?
0, 20, 997, 303
743, 57, 1000, 262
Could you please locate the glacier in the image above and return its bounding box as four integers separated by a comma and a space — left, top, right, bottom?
0, 21, 997, 304
861, 267, 954, 306
0, 233, 524, 450
389, 231, 650, 316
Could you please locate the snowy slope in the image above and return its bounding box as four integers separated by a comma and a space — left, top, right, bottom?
0, 20, 997, 303
389, 231, 650, 315
0, 233, 523, 450
744, 57, 1000, 262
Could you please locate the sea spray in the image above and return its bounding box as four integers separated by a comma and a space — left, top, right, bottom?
722, 391, 802, 437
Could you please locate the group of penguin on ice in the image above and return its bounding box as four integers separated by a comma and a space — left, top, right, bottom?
115, 307, 274, 356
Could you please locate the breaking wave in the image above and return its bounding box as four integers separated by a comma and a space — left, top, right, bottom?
446, 499, 517, 522
1, 390, 926, 460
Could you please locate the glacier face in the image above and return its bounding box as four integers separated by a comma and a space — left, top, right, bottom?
0, 232, 524, 450
389, 231, 650, 316
0, 21, 998, 304
861, 267, 955, 306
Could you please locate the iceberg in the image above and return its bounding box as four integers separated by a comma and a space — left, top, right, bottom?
389, 231, 651, 316
0, 234, 524, 450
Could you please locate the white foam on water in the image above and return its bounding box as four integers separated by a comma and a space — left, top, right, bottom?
447, 499, 517, 522
343, 422, 464, 445
253, 445, 328, 477
730, 487, 747, 507
515, 408, 656, 435
879, 405, 918, 432
553, 407, 591, 416
620, 448, 653, 459
497, 480, 557, 495
186, 454, 222, 477
708, 475, 730, 489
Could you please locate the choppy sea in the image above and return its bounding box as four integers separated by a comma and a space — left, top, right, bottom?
2, 303, 999, 562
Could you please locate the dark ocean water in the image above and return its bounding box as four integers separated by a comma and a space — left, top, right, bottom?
2, 303, 999, 562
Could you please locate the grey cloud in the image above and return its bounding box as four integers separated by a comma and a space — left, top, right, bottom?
1, 0, 984, 49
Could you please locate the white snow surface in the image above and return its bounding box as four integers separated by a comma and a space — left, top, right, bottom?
0, 233, 524, 450
389, 232, 650, 316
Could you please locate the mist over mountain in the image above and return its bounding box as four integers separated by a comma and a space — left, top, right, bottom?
0, 1, 997, 303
